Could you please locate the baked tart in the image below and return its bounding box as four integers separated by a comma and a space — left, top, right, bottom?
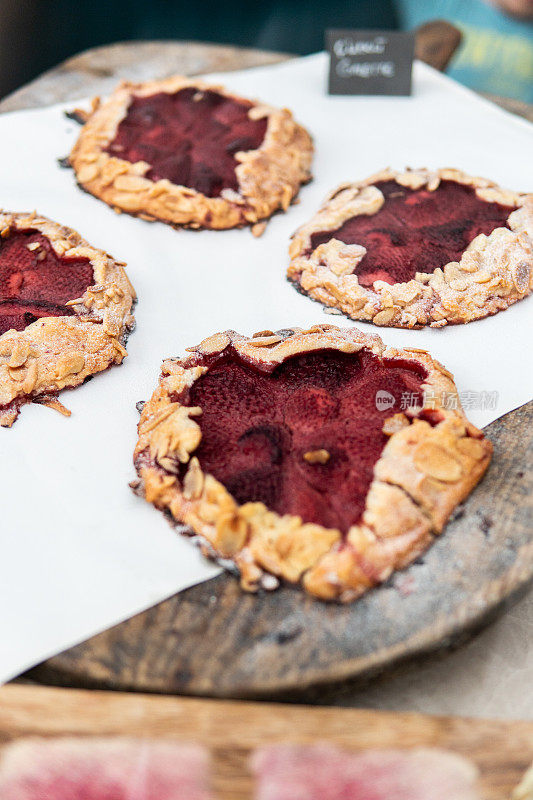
288, 168, 533, 328
253, 745, 480, 800
132, 324, 492, 602
69, 76, 313, 231
0, 212, 135, 426
0, 738, 211, 800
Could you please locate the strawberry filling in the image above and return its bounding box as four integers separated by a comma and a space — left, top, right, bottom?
309, 179, 514, 287
106, 88, 268, 197
183, 348, 427, 534
0, 228, 94, 336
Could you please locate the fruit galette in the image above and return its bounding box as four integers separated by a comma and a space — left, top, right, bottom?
288, 168, 533, 328
0, 738, 211, 800
132, 324, 492, 602
253, 745, 479, 800
69, 76, 313, 231
0, 212, 135, 426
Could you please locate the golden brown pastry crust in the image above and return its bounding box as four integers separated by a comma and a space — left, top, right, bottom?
132, 324, 492, 602
288, 168, 533, 328
69, 76, 313, 230
0, 211, 136, 426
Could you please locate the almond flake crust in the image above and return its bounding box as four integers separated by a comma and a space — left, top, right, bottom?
132, 324, 492, 602
288, 168, 533, 328
69, 76, 313, 231
0, 211, 136, 426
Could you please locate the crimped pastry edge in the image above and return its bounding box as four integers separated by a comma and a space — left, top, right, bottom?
0, 211, 136, 426
288, 167, 533, 328
132, 324, 492, 602
69, 75, 314, 231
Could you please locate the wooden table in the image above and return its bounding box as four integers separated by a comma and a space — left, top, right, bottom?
2, 39, 532, 122
1, 684, 532, 799
1, 42, 532, 718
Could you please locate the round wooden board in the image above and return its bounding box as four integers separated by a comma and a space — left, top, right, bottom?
29, 401, 532, 698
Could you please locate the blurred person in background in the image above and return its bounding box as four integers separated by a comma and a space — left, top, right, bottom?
0, 0, 397, 98
397, 0, 533, 101
0, 0, 531, 102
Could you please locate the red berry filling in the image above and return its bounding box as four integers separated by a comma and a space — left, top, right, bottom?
106, 88, 268, 198
183, 348, 426, 534
0, 228, 94, 336
309, 180, 514, 287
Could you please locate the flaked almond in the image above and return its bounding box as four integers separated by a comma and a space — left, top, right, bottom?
215, 511, 248, 557
248, 334, 283, 347
34, 395, 71, 417
220, 188, 245, 205
143, 403, 180, 433
102, 311, 120, 337
414, 442, 463, 482
252, 221, 267, 237
77, 164, 99, 183
105, 286, 125, 302
113, 339, 128, 358
513, 262, 530, 294
382, 413, 410, 436
56, 353, 85, 379
476, 186, 517, 206
68, 354, 86, 374
114, 174, 150, 193
198, 331, 231, 355
456, 437, 488, 460
346, 295, 368, 312
253, 329, 274, 338
248, 104, 271, 120
7, 365, 25, 382
434, 360, 454, 381
22, 360, 38, 393
8, 342, 30, 369
372, 308, 396, 326
393, 282, 422, 304
114, 194, 142, 212
303, 449, 330, 465
182, 457, 204, 500
449, 278, 469, 292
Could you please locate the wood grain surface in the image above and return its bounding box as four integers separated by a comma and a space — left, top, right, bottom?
2, 37, 532, 122
1, 684, 532, 799
28, 401, 533, 698
0, 42, 290, 113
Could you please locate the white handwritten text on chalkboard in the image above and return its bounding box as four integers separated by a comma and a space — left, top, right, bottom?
327, 30, 415, 96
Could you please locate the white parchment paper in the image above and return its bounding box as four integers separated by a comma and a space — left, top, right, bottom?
0, 54, 532, 684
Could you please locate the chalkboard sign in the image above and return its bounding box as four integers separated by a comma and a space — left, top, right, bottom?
327, 29, 415, 96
